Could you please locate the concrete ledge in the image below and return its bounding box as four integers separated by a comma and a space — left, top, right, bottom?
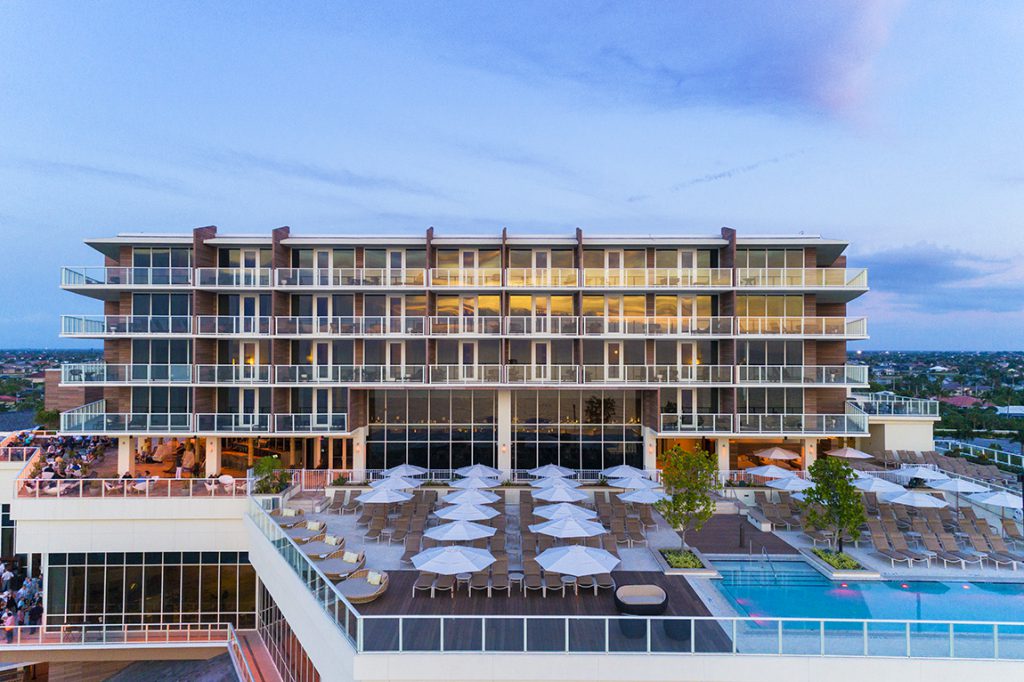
800, 547, 882, 581
651, 546, 722, 579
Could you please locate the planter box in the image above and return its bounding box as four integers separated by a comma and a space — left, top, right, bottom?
800, 548, 881, 581
651, 546, 721, 579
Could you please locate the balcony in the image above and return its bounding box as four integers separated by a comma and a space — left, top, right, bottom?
582, 268, 732, 288
275, 413, 348, 433
195, 413, 272, 434
195, 364, 272, 384
660, 413, 733, 433
505, 268, 579, 287
61, 266, 192, 288
734, 316, 867, 338
581, 316, 734, 336
195, 267, 272, 288
582, 364, 733, 385
61, 363, 192, 384
274, 365, 427, 384
849, 392, 940, 417
736, 364, 869, 385
736, 268, 868, 289
195, 315, 273, 336
428, 316, 502, 336
275, 267, 426, 288
505, 316, 580, 336
429, 268, 502, 287
428, 364, 503, 384
734, 411, 869, 435
506, 364, 580, 384
60, 401, 192, 434
61, 315, 192, 337
274, 316, 372, 336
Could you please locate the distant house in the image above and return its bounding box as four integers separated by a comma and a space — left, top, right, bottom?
996, 406, 1024, 418
0, 395, 17, 405
939, 396, 993, 409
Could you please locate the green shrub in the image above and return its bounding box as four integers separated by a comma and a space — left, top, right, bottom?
660, 549, 705, 569
330, 474, 348, 487
811, 548, 862, 570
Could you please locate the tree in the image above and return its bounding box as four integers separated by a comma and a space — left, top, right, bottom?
253, 456, 290, 495
800, 457, 865, 554
654, 445, 719, 548
34, 409, 59, 430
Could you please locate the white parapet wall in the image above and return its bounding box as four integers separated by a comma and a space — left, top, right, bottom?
859, 417, 937, 453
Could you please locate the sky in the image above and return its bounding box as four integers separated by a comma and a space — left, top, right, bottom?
1, 0, 1023, 350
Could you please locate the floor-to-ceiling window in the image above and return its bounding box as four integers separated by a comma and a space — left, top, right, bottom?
258, 584, 320, 682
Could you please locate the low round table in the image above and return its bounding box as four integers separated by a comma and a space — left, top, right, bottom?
508, 572, 525, 593
456, 572, 472, 591
560, 575, 578, 596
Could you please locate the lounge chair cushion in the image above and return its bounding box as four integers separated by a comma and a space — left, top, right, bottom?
306, 521, 322, 531
343, 551, 359, 563
325, 535, 342, 546
282, 508, 299, 517
367, 571, 382, 586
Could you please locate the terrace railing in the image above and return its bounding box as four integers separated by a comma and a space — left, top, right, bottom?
0, 622, 232, 648
275, 267, 426, 287
16, 476, 251, 498
61, 362, 193, 384
0, 447, 38, 462
735, 316, 867, 337
195, 267, 273, 288
935, 439, 1024, 471
735, 268, 868, 289
61, 266, 193, 287
851, 393, 941, 417
659, 413, 734, 433
737, 364, 869, 385
61, 314, 192, 336
581, 268, 732, 288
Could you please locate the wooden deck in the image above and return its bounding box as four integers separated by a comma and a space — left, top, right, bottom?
685, 514, 799, 555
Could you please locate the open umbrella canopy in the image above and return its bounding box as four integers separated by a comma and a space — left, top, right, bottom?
449, 476, 501, 490
967, 491, 1024, 508
600, 464, 646, 479
617, 489, 670, 504
754, 446, 800, 461
384, 464, 427, 478
411, 546, 495, 575
355, 488, 413, 505
433, 503, 500, 521
530, 476, 583, 489
423, 520, 496, 542
370, 476, 422, 490
609, 477, 661, 490
766, 477, 814, 491
528, 464, 574, 478
930, 479, 989, 494
852, 477, 905, 493
536, 545, 620, 576
531, 486, 589, 503
745, 465, 797, 479
534, 502, 598, 520
894, 466, 949, 482
529, 517, 607, 538
454, 464, 501, 478
440, 489, 500, 505
880, 491, 949, 508
825, 447, 873, 460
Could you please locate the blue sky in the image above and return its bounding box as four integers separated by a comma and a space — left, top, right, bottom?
1, 1, 1022, 349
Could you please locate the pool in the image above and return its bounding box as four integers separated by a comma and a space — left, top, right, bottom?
714, 559, 1024, 622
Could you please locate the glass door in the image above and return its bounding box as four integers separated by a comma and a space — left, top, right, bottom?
238, 388, 259, 429
241, 248, 261, 287
533, 295, 549, 334
315, 249, 331, 286
605, 341, 623, 381
388, 295, 405, 334
314, 341, 331, 382
387, 342, 405, 381
387, 250, 405, 286
240, 294, 259, 334
460, 341, 477, 381
532, 341, 550, 381
239, 341, 259, 381
313, 388, 331, 429
605, 249, 624, 287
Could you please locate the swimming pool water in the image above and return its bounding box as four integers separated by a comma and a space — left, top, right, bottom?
715, 560, 1024, 622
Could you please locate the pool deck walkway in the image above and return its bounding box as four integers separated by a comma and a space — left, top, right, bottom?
685, 514, 799, 556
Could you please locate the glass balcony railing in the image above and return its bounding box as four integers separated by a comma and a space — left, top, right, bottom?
195, 413, 272, 433
505, 268, 579, 287
737, 365, 869, 385
195, 316, 273, 336
428, 364, 503, 384
61, 266, 192, 287
194, 364, 272, 384
850, 392, 941, 417
736, 267, 868, 288
505, 316, 580, 335
60, 402, 193, 434
581, 316, 734, 336
61, 363, 193, 384
275, 365, 427, 383
735, 412, 869, 435
735, 316, 867, 337
275, 267, 426, 287
582, 268, 732, 288
61, 315, 192, 336
429, 268, 503, 287
582, 365, 733, 384
195, 267, 272, 288
660, 413, 733, 432
275, 413, 348, 433
428, 316, 502, 335
506, 365, 580, 384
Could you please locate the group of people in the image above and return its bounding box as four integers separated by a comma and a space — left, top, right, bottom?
0, 562, 43, 643
39, 436, 113, 480
135, 437, 200, 477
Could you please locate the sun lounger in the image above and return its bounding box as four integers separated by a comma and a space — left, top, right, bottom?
335, 569, 388, 604
920, 532, 965, 568
317, 549, 366, 582
412, 571, 436, 597
433, 574, 455, 598
469, 570, 490, 597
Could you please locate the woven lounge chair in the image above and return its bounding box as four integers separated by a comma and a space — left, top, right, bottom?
336, 569, 389, 604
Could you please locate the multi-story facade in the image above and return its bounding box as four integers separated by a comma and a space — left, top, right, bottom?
57, 226, 872, 476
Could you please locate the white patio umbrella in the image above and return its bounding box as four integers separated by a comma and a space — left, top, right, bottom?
967, 491, 1024, 509
792, 492, 808, 502
766, 477, 814, 491
534, 503, 598, 521
530, 476, 583, 489
753, 446, 800, 461
600, 464, 646, 479
528, 464, 574, 478
529, 517, 607, 539
880, 491, 949, 509
930, 479, 989, 495
370, 476, 422, 490
894, 466, 949, 482
384, 464, 427, 478
532, 486, 589, 503
609, 476, 661, 490
745, 465, 797, 479
825, 447, 873, 460
618, 489, 670, 504
355, 488, 413, 505
852, 477, 905, 493
454, 464, 501, 478
449, 476, 501, 490
536, 545, 620, 576
433, 503, 500, 521
440, 489, 500, 505
411, 545, 495, 575
424, 520, 496, 542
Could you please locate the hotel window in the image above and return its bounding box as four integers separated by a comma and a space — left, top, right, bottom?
131, 293, 191, 317
738, 387, 804, 414
737, 340, 803, 365
735, 248, 803, 268
290, 247, 355, 269
131, 387, 191, 414
654, 249, 696, 269
217, 293, 272, 316
366, 390, 497, 470
218, 248, 272, 267
736, 295, 803, 317
131, 247, 191, 284
132, 339, 192, 365
45, 551, 256, 628
258, 585, 320, 682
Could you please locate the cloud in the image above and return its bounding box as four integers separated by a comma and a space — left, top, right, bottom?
2, 158, 186, 193
670, 152, 803, 191
857, 243, 1024, 314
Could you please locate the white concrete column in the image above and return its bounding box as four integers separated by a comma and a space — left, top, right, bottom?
497, 390, 512, 475
715, 438, 730, 473
117, 436, 133, 475
352, 427, 367, 481
642, 427, 657, 472
205, 436, 222, 476
803, 438, 818, 470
